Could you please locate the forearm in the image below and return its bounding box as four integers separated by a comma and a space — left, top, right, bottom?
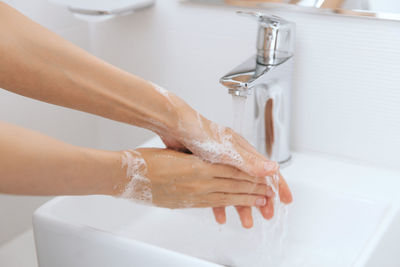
0, 3, 186, 132
0, 121, 122, 196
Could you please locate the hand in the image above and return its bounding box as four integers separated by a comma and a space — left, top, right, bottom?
114, 148, 275, 209
166, 112, 292, 228
147, 85, 292, 227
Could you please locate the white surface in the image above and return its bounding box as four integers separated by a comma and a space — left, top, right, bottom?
33, 137, 400, 267
0, 229, 38, 267
369, 0, 400, 13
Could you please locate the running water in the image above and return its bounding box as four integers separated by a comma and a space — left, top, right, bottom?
232, 95, 247, 132
232, 94, 289, 267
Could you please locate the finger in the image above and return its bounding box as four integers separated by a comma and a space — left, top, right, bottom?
232, 132, 278, 177
206, 127, 277, 178
258, 197, 274, 220
195, 193, 267, 208
278, 172, 293, 204
209, 178, 274, 197
212, 207, 226, 224
234, 146, 278, 178
235, 206, 253, 229
211, 164, 269, 185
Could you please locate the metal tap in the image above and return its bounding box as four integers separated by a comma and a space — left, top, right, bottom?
220, 11, 295, 165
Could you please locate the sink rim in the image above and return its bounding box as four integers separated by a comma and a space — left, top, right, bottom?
33, 180, 392, 267
33, 198, 224, 267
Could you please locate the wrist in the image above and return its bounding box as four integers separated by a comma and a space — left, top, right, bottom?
144, 85, 194, 136
81, 148, 125, 197
174, 105, 209, 140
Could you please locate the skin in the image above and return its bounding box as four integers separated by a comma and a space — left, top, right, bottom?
0, 3, 292, 227
0, 121, 271, 209
123, 148, 276, 208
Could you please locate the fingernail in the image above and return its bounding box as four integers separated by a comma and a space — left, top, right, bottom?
264, 161, 277, 172
243, 218, 253, 229
256, 197, 266, 206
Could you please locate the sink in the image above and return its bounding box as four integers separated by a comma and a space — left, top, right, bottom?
33, 137, 400, 267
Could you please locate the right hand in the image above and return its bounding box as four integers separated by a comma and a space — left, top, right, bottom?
114, 148, 274, 209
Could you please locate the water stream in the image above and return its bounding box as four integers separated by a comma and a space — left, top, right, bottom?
232, 94, 289, 267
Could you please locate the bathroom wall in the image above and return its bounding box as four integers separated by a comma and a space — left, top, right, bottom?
0, 0, 95, 245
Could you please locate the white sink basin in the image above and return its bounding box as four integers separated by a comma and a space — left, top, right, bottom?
33, 138, 400, 267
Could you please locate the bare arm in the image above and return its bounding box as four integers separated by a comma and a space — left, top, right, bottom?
0, 121, 120, 196
0, 121, 272, 210
0, 2, 180, 133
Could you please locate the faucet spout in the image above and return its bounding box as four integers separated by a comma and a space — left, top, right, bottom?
219, 12, 295, 165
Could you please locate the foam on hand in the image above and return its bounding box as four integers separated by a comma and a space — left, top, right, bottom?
120, 150, 152, 204
184, 115, 244, 168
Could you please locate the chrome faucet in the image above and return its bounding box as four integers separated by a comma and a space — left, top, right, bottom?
220, 11, 295, 165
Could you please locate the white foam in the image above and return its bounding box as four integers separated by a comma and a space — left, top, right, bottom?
121, 150, 152, 204
189, 123, 243, 167
175, 111, 243, 167
150, 81, 173, 105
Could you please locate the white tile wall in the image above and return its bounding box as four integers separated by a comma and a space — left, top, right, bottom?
276, 10, 400, 169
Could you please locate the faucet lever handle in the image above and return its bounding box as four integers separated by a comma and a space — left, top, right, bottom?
236, 11, 289, 26
237, 11, 294, 66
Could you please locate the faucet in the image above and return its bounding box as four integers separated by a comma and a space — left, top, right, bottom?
220, 11, 295, 165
